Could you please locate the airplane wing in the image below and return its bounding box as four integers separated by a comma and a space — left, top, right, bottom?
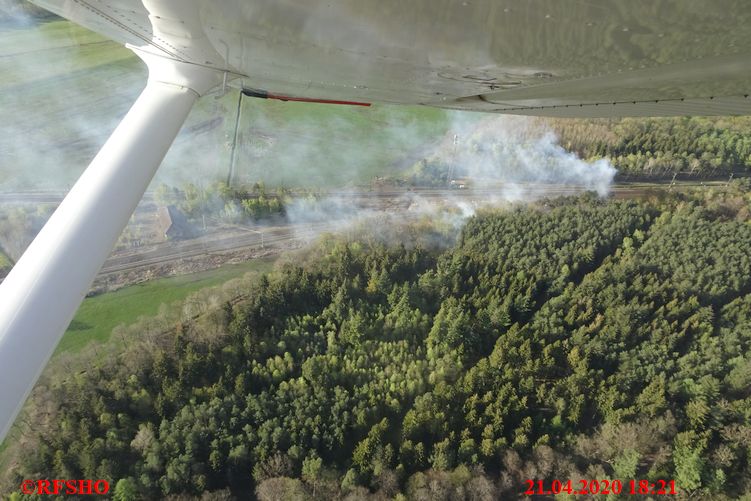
28, 0, 751, 117
2, 0, 750, 443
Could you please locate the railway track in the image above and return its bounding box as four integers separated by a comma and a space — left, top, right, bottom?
0, 180, 731, 205
1, 181, 737, 281
97, 222, 335, 276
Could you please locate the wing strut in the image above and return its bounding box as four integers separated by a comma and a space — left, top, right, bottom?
0, 50, 222, 442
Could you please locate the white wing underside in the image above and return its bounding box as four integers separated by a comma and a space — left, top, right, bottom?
28, 0, 751, 117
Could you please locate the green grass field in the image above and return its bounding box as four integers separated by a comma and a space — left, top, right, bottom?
233, 99, 450, 187
0, 251, 10, 271
0, 20, 135, 88
0, 20, 145, 189
0, 19, 452, 191
56, 257, 276, 355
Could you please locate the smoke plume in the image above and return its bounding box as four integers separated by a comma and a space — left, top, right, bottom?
424, 114, 616, 198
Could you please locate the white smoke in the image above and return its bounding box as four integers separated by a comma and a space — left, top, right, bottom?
1, 6, 618, 257
427, 115, 616, 198
282, 113, 616, 239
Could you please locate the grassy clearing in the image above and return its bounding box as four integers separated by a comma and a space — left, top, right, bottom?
0, 251, 10, 271
56, 257, 276, 355
0, 20, 144, 189
0, 19, 452, 191
232, 99, 451, 186
0, 20, 134, 88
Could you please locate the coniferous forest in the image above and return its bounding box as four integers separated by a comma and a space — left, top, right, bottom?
548, 117, 751, 179
2, 184, 750, 500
